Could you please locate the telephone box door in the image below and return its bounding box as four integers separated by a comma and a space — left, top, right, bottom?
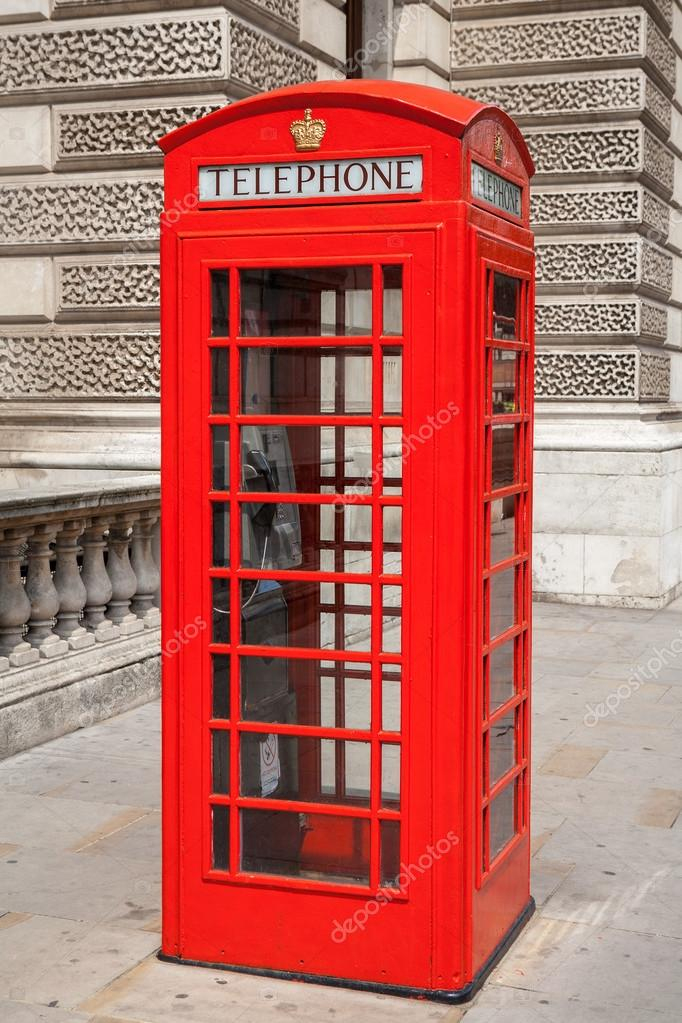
164, 228, 443, 986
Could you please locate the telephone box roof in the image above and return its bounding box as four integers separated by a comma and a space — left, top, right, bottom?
158, 79, 534, 176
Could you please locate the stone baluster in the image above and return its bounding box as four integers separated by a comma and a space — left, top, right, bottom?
130, 511, 161, 628
25, 523, 68, 659
0, 528, 39, 670
106, 514, 144, 636
152, 516, 161, 608
54, 519, 95, 650
80, 519, 119, 642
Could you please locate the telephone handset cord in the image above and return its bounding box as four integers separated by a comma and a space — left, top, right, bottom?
212, 528, 271, 616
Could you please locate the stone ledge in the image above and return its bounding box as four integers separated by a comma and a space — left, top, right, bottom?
0, 629, 160, 759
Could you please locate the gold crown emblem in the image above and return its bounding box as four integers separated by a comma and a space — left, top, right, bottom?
494, 130, 504, 165
290, 108, 326, 152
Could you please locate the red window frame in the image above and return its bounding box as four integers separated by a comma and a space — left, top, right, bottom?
477, 259, 533, 886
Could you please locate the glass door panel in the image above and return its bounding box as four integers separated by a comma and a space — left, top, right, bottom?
205, 257, 406, 890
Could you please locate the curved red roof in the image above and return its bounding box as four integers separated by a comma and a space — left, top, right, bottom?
158, 80, 534, 175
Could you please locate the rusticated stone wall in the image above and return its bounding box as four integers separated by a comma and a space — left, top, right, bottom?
453, 1, 682, 606
0, 2, 342, 422
453, 0, 680, 406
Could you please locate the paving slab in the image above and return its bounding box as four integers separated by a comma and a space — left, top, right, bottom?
77, 956, 451, 1023
0, 599, 680, 1022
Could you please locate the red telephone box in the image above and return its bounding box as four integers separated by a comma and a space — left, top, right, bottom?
159, 80, 535, 1003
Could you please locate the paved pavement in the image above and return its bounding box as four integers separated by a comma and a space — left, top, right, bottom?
1, 599, 682, 1022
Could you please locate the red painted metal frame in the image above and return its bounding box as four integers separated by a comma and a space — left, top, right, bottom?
160, 81, 535, 999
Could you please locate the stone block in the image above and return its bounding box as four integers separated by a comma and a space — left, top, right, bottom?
0, 259, 53, 322
0, 106, 51, 172
464, 72, 671, 135
56, 257, 159, 315
0, 1, 50, 22
394, 4, 450, 74
0, 175, 162, 247
0, 12, 230, 99
452, 12, 675, 94
299, 0, 345, 64
584, 534, 661, 598
532, 532, 585, 596
54, 98, 226, 167
0, 332, 160, 399
534, 470, 662, 536
392, 64, 449, 89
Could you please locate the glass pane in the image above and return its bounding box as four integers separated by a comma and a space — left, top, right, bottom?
211, 425, 229, 491
381, 664, 401, 732
492, 424, 516, 490
326, 739, 371, 804
492, 273, 519, 340
241, 346, 372, 415
380, 819, 401, 887
240, 425, 372, 495
212, 578, 230, 644
489, 568, 515, 641
381, 744, 400, 808
239, 266, 372, 336
212, 654, 230, 719
240, 734, 370, 806
210, 348, 229, 413
240, 657, 372, 729
382, 585, 402, 654
490, 711, 515, 786
241, 809, 369, 884
212, 502, 230, 568
382, 427, 403, 493
482, 732, 489, 793
382, 265, 403, 336
490, 781, 516, 861
489, 641, 514, 712
383, 347, 402, 414
383, 505, 402, 574
490, 496, 515, 566
240, 579, 371, 653
240, 501, 371, 574
211, 730, 230, 795
210, 270, 229, 337
211, 805, 230, 870
491, 349, 518, 413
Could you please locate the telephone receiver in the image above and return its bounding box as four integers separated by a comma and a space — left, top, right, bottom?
243, 449, 278, 529
241, 426, 302, 572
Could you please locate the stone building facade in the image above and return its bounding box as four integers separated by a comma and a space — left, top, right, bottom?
0, 1, 681, 739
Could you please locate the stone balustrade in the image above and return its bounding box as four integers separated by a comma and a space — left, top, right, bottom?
0, 476, 160, 675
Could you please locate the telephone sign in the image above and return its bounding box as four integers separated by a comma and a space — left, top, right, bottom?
199, 155, 424, 202
159, 80, 535, 1004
